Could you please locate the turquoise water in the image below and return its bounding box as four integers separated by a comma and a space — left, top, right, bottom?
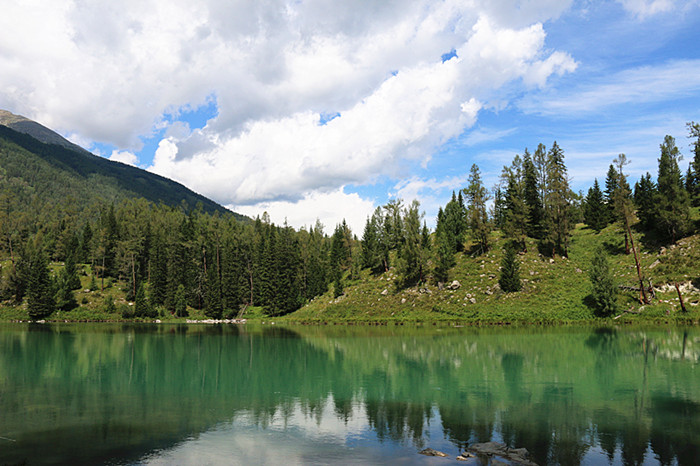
0, 324, 698, 465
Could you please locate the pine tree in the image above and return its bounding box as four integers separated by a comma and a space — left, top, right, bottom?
655, 135, 691, 243
499, 243, 522, 292
492, 186, 506, 230
396, 200, 425, 289
174, 284, 188, 317
361, 208, 388, 274
439, 192, 467, 253
333, 275, 344, 298
523, 151, 543, 238
27, 249, 55, 320
204, 256, 223, 319
464, 164, 490, 254
63, 251, 82, 290
501, 159, 529, 251
584, 179, 608, 232
134, 282, 155, 318
686, 121, 700, 205
603, 164, 618, 224
588, 245, 617, 316
542, 142, 572, 257
55, 268, 78, 312
634, 173, 656, 231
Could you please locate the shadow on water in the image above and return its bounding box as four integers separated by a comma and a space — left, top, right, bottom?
1, 324, 699, 465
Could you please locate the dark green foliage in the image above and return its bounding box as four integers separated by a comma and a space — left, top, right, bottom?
499, 244, 522, 293
54, 268, 78, 312
396, 200, 426, 289
361, 208, 389, 274
492, 186, 506, 231
103, 295, 117, 314
438, 192, 467, 254
502, 158, 528, 251
434, 210, 455, 284
63, 252, 82, 290
204, 258, 223, 319
584, 179, 608, 232
134, 283, 156, 318
542, 142, 572, 257
465, 164, 490, 254
655, 135, 691, 243
634, 173, 656, 231
333, 276, 344, 298
523, 151, 544, 239
174, 284, 188, 317
686, 122, 700, 205
604, 164, 618, 222
588, 246, 617, 316
27, 249, 55, 320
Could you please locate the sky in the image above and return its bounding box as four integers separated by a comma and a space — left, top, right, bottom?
1, 0, 699, 234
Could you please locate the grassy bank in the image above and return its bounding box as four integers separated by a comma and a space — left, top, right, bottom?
283, 220, 700, 325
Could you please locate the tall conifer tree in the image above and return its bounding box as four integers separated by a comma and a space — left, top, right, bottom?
464, 164, 490, 254
655, 135, 691, 243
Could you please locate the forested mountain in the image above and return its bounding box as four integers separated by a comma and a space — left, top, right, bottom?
0, 111, 240, 219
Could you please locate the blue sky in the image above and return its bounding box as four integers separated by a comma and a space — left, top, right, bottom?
1, 0, 699, 233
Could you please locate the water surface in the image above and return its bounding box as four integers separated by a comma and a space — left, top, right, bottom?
1, 323, 698, 465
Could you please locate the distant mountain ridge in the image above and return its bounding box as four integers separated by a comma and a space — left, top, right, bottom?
0, 109, 92, 155
0, 109, 245, 220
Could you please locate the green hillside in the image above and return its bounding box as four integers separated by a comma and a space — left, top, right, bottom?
285, 218, 700, 325
0, 124, 243, 220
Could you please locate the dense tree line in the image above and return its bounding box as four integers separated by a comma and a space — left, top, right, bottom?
0, 198, 342, 319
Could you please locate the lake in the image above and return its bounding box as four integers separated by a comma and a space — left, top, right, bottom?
0, 323, 698, 465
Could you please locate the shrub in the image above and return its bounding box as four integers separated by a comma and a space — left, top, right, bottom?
588, 245, 618, 316
499, 244, 522, 293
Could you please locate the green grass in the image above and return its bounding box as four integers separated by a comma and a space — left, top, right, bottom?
284, 220, 700, 325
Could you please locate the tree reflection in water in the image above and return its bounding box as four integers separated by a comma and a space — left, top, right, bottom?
0, 324, 698, 465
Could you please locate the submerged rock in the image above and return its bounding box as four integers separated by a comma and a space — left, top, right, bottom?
467, 442, 538, 466
418, 448, 448, 457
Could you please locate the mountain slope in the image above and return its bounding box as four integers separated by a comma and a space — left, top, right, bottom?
0, 109, 91, 155
0, 112, 245, 220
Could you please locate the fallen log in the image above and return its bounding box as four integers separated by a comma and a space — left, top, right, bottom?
613, 308, 643, 320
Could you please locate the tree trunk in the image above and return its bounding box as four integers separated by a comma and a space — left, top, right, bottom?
675, 283, 687, 312
624, 216, 649, 304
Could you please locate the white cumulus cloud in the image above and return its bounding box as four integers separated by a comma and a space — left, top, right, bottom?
0, 0, 578, 228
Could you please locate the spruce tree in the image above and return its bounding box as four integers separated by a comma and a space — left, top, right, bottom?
523, 151, 543, 238
603, 164, 618, 224
584, 179, 608, 232
634, 173, 656, 231
55, 268, 78, 312
655, 135, 691, 243
499, 243, 522, 293
134, 282, 154, 318
434, 209, 455, 283
64, 251, 82, 290
502, 160, 529, 251
464, 164, 490, 254
27, 249, 55, 320
396, 200, 425, 289
204, 258, 223, 319
686, 121, 700, 205
542, 142, 572, 256
588, 245, 617, 316
175, 284, 188, 317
